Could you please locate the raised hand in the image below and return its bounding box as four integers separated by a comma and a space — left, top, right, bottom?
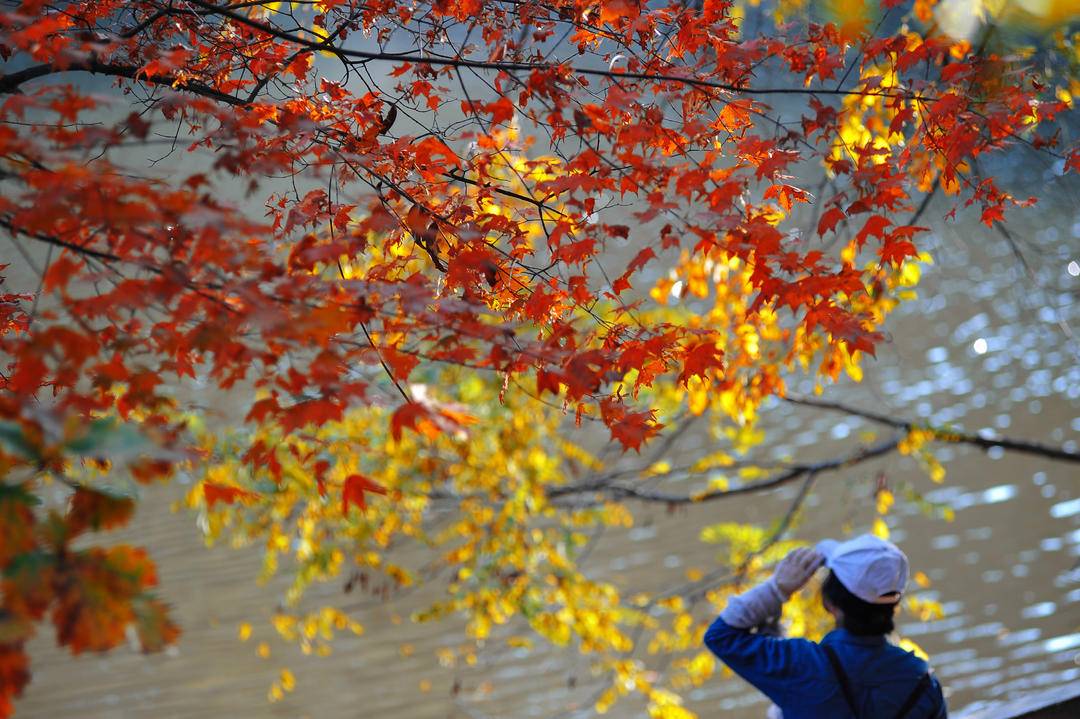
773, 547, 825, 598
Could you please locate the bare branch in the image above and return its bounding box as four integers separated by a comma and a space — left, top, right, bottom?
547, 436, 901, 504
0, 60, 247, 105
786, 395, 1080, 464
181, 0, 941, 103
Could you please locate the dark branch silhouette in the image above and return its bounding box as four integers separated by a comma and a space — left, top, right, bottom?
786, 395, 1080, 464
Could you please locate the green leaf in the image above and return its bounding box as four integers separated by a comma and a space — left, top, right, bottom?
0, 611, 36, 644
0, 421, 39, 461
132, 594, 180, 653
0, 482, 41, 506
0, 484, 39, 565
64, 418, 151, 459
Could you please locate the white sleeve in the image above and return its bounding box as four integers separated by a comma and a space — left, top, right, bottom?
718, 577, 787, 629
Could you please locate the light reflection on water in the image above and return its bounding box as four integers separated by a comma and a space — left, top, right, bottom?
1050, 497, 1080, 518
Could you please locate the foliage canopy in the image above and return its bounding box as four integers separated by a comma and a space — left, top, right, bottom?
0, 0, 1077, 716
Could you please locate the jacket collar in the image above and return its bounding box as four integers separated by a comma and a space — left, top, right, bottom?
823, 628, 888, 647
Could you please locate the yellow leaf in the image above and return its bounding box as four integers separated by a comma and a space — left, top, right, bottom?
899, 260, 922, 287
646, 460, 672, 476
656, 596, 685, 613
279, 668, 296, 692
686, 375, 710, 415
595, 686, 619, 714
876, 489, 894, 515
307, 23, 338, 58
897, 636, 929, 661
927, 456, 946, 483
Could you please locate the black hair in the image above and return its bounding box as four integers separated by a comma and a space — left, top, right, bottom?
822, 570, 897, 636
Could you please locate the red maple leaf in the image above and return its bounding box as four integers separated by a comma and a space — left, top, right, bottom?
854, 215, 891, 250
599, 398, 663, 452
678, 341, 724, 385
342, 474, 387, 514
817, 206, 846, 236
203, 483, 258, 508
390, 402, 441, 441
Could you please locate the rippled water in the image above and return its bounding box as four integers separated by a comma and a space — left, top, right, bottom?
14, 164, 1080, 718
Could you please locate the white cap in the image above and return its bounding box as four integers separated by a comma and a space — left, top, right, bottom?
816, 534, 909, 605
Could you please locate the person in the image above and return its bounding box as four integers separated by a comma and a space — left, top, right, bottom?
703, 534, 947, 718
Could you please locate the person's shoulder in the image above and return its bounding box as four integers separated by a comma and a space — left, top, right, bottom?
885, 640, 933, 673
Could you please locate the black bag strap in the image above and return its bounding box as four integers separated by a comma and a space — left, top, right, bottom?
822, 644, 861, 719
891, 672, 933, 719
823, 643, 934, 719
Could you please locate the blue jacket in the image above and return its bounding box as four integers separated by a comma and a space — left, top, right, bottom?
704, 618, 947, 718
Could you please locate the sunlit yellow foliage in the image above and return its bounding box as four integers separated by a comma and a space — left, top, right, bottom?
699, 522, 802, 568
876, 488, 895, 515
189, 368, 658, 698
940, 0, 1080, 35
899, 427, 948, 483
640, 231, 928, 460
906, 594, 946, 623
772, 0, 808, 24
832, 63, 905, 168
186, 350, 949, 717
647, 687, 696, 719
823, 0, 872, 43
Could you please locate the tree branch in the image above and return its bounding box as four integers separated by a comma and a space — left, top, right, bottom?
0, 217, 126, 265
0, 59, 246, 105
786, 395, 1080, 464
183, 0, 939, 103
547, 435, 901, 504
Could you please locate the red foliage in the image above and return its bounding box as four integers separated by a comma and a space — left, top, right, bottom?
0, 0, 1073, 712
203, 483, 259, 508
342, 474, 388, 515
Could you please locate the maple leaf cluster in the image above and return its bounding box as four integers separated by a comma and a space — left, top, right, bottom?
0, 0, 1076, 714
0, 472, 178, 715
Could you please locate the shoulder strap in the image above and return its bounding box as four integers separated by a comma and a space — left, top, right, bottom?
891, 672, 933, 719
822, 644, 861, 719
